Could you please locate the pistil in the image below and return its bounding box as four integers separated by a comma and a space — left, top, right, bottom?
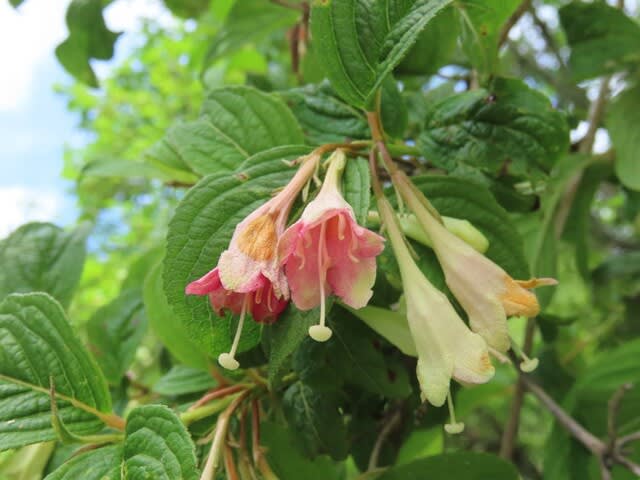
309, 221, 333, 342
218, 295, 249, 370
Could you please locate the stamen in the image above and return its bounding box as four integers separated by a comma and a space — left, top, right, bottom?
218, 295, 248, 370
254, 286, 263, 305
267, 283, 274, 313
337, 214, 346, 240
295, 242, 306, 270
444, 391, 465, 434
510, 339, 539, 373
303, 230, 313, 248
488, 346, 510, 364
309, 221, 332, 342
348, 231, 360, 263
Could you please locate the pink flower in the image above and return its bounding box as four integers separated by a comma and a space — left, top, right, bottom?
279, 150, 385, 342
185, 153, 320, 369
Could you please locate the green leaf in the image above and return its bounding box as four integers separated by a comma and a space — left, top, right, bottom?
396, 428, 443, 465
0, 293, 112, 450
261, 421, 343, 480
343, 156, 371, 225
282, 382, 349, 460
396, 6, 458, 76
607, 84, 640, 191
418, 77, 570, 176
280, 84, 370, 144
265, 304, 325, 385
142, 139, 200, 185
9, 0, 25, 8
410, 175, 530, 279
311, 0, 453, 108
205, 0, 299, 64
123, 405, 198, 480
0, 442, 56, 480
81, 157, 191, 183
560, 1, 640, 81
164, 146, 310, 358
378, 452, 519, 479
144, 262, 210, 370
162, 0, 209, 18
152, 366, 217, 396
457, 0, 519, 75
44, 445, 122, 480
380, 76, 408, 138
87, 289, 147, 385
166, 86, 304, 176
55, 0, 120, 87
0, 222, 88, 309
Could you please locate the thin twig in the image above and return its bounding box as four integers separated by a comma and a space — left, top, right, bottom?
499, 0, 532, 47
607, 383, 633, 450
269, 0, 303, 10
368, 410, 403, 471
520, 375, 605, 455
618, 431, 640, 448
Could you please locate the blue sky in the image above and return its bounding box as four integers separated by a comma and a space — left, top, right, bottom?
0, 0, 171, 237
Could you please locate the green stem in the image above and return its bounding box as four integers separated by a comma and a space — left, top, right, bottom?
180, 395, 237, 426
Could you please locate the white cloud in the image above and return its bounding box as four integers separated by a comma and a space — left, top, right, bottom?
0, 0, 70, 111
0, 186, 65, 238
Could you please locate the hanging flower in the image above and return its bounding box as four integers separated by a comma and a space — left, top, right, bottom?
392, 171, 556, 367
185, 153, 320, 369
279, 150, 385, 342
377, 195, 494, 433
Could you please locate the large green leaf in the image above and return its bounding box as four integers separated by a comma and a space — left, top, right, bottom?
282, 382, 349, 460
607, 85, 640, 191
0, 293, 112, 450
47, 405, 199, 479
418, 77, 569, 176
205, 0, 299, 64
0, 222, 88, 309
280, 84, 370, 144
144, 263, 210, 370
87, 289, 147, 385
164, 146, 311, 358
311, 0, 453, 108
123, 405, 198, 480
55, 0, 120, 87
45, 445, 122, 480
560, 1, 640, 81
457, 0, 519, 75
378, 452, 519, 479
165, 86, 305, 176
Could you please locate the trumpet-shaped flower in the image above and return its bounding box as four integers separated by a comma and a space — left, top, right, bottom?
377, 196, 494, 420
186, 154, 320, 369
393, 171, 556, 359
279, 150, 385, 342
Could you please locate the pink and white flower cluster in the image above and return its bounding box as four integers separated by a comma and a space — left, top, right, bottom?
186, 150, 385, 369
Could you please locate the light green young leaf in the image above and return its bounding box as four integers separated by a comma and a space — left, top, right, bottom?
0, 222, 88, 309
607, 84, 640, 191
311, 0, 453, 108
0, 293, 112, 450
123, 405, 198, 480
166, 86, 304, 175
560, 1, 640, 81
87, 289, 147, 385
